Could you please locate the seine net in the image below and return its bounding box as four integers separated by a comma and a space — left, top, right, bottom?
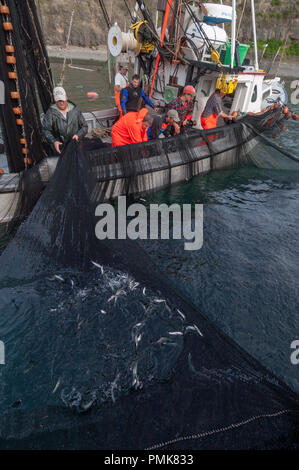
0, 140, 298, 450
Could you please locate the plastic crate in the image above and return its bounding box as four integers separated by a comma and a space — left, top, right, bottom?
220, 43, 250, 66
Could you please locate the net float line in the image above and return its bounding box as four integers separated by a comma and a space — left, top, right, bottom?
1, 1, 31, 167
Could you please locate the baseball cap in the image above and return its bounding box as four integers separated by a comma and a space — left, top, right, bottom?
167, 109, 180, 122
183, 85, 195, 95
53, 87, 67, 102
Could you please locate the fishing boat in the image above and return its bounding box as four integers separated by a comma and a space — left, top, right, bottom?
0, 0, 297, 232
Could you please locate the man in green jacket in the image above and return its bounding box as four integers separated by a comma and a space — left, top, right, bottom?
42, 87, 88, 155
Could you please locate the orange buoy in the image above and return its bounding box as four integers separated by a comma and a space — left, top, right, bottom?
22, 148, 30, 155
23, 158, 32, 165
86, 92, 99, 101
16, 118, 24, 126
292, 112, 299, 121
3, 22, 13, 31
282, 106, 288, 115
8, 71, 17, 79
284, 112, 291, 120
13, 107, 22, 115
6, 56, 16, 65
20, 138, 27, 145
11, 91, 20, 99
231, 111, 238, 119
5, 45, 15, 53
0, 6, 10, 14
0, 169, 4, 175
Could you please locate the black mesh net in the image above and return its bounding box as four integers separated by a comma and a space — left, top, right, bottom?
0, 0, 298, 450
0, 0, 53, 173
0, 140, 298, 450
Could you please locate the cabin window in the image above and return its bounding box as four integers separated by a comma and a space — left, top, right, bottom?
251, 85, 258, 103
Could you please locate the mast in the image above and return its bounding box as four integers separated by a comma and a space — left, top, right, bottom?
231, 0, 236, 69
250, 0, 259, 70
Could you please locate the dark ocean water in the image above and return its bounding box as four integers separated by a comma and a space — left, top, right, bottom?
142, 166, 299, 392
0, 70, 298, 448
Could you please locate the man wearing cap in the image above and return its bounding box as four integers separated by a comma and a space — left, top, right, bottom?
160, 109, 181, 138
42, 87, 88, 155
114, 64, 129, 116
111, 108, 153, 147
201, 89, 234, 129
114, 64, 129, 93
167, 85, 195, 127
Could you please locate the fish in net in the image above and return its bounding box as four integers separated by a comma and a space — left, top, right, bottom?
0, 140, 298, 450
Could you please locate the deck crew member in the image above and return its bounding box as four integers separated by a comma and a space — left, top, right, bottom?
201, 89, 233, 130
111, 108, 153, 147
121, 74, 155, 114
42, 87, 88, 155
167, 85, 195, 128
114, 63, 129, 116
160, 109, 181, 137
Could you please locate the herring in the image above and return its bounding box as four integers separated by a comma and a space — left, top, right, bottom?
91, 260, 104, 275
185, 324, 203, 337
52, 378, 61, 394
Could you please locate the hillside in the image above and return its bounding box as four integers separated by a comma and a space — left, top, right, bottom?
36, 0, 299, 49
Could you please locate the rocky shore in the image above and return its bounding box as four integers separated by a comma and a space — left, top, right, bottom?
47, 46, 299, 78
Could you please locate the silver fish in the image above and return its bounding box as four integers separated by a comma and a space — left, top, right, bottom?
91, 260, 104, 275
80, 400, 94, 411
185, 324, 203, 337
135, 333, 142, 350
108, 289, 127, 305
129, 280, 140, 291
176, 309, 186, 320
168, 331, 183, 336
157, 337, 176, 345
131, 362, 141, 389
52, 378, 61, 394
54, 275, 65, 282
110, 373, 120, 403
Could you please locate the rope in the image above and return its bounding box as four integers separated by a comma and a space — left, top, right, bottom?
97, 0, 111, 29
145, 409, 297, 450
59, 0, 78, 86
243, 121, 299, 163
25, 0, 53, 90
236, 0, 247, 39
274, 33, 289, 77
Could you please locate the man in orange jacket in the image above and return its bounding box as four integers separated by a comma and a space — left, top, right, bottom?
111, 108, 153, 147
201, 89, 233, 129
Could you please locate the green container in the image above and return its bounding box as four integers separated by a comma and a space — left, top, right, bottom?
220, 42, 250, 66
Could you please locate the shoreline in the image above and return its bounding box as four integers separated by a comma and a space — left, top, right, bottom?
47, 45, 299, 77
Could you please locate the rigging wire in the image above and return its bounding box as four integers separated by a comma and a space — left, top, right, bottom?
97, 0, 111, 29
59, 0, 79, 86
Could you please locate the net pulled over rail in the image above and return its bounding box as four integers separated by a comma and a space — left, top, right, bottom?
0, 140, 298, 450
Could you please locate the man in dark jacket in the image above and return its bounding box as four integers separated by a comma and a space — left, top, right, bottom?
42, 87, 88, 155
120, 75, 155, 115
